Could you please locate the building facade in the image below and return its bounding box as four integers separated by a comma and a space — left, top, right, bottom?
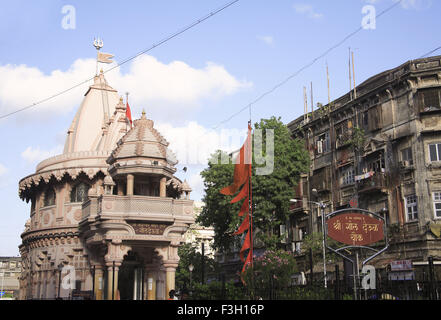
18, 71, 194, 300
0, 257, 21, 299
287, 55, 441, 280
184, 201, 215, 259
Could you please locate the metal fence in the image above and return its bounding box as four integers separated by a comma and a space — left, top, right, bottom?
185, 278, 441, 300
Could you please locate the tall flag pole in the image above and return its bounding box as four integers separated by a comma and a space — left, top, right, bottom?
220, 123, 253, 282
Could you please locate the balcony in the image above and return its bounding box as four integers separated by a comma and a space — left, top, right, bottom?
357, 172, 387, 193
82, 194, 194, 223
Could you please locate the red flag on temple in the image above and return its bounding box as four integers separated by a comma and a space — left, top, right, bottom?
126, 102, 133, 128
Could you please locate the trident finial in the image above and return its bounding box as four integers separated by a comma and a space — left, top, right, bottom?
93, 37, 104, 50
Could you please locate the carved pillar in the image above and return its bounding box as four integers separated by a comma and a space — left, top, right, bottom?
163, 262, 178, 296
145, 265, 156, 300
94, 266, 104, 300
127, 174, 134, 196
160, 177, 166, 197
104, 241, 131, 300
106, 265, 114, 300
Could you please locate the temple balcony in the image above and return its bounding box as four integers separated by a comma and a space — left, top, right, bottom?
81, 194, 194, 224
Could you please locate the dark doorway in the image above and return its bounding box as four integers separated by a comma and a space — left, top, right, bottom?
118, 251, 143, 300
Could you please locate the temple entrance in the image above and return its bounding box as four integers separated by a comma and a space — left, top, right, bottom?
118, 251, 144, 300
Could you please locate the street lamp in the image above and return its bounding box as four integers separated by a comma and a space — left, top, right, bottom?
188, 264, 194, 288
290, 198, 328, 288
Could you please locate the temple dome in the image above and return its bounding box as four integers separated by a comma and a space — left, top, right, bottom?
107, 110, 178, 169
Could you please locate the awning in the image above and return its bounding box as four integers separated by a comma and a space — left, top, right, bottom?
430, 223, 441, 238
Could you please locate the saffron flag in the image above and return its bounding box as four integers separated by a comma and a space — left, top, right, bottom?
126, 102, 133, 127
220, 125, 252, 196
219, 123, 253, 282
234, 212, 249, 235
97, 52, 114, 64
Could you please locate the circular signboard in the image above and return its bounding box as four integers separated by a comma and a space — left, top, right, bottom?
327, 212, 384, 246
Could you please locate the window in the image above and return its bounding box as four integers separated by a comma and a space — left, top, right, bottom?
433, 192, 441, 219
429, 143, 441, 162
419, 88, 441, 111
316, 132, 330, 155
362, 111, 369, 128
341, 167, 355, 186
405, 195, 418, 222
70, 183, 89, 203
44, 188, 56, 207
401, 147, 414, 166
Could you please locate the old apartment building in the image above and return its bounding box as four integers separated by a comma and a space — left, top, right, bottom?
287, 55, 441, 276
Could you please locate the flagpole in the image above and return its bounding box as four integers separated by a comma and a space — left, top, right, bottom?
126, 92, 129, 132
247, 121, 254, 298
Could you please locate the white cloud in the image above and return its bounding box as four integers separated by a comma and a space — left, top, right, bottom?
364, 0, 432, 10
0, 163, 7, 177
21, 145, 64, 165
187, 171, 205, 201
156, 121, 247, 166
397, 0, 432, 9
257, 35, 274, 46
0, 55, 252, 121
293, 4, 324, 19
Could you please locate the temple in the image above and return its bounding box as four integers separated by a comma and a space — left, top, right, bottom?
18, 70, 194, 300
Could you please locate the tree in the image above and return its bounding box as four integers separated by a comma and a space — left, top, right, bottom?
175, 243, 218, 290
197, 116, 310, 251
242, 249, 298, 290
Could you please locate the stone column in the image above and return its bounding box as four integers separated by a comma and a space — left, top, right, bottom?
145, 266, 156, 300
127, 174, 134, 196
160, 177, 166, 197
106, 265, 114, 300
104, 241, 130, 300
163, 261, 178, 297
94, 266, 104, 300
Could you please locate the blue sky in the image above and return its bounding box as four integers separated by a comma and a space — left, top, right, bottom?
0, 0, 439, 256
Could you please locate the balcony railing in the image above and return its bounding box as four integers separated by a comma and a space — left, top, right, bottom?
82, 194, 194, 221
357, 172, 387, 193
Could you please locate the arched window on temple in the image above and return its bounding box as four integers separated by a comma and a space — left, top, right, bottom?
70, 183, 90, 203
44, 188, 56, 207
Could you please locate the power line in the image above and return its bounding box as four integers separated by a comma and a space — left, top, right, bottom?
419, 46, 441, 59
0, 0, 240, 120
211, 0, 403, 130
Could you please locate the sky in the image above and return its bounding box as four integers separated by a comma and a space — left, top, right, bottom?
0, 0, 439, 256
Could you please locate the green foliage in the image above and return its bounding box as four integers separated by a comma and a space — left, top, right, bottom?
252, 117, 310, 247
348, 127, 366, 153
197, 117, 309, 251
189, 281, 247, 300
242, 249, 298, 290
301, 232, 339, 266
197, 150, 242, 252
176, 243, 218, 290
